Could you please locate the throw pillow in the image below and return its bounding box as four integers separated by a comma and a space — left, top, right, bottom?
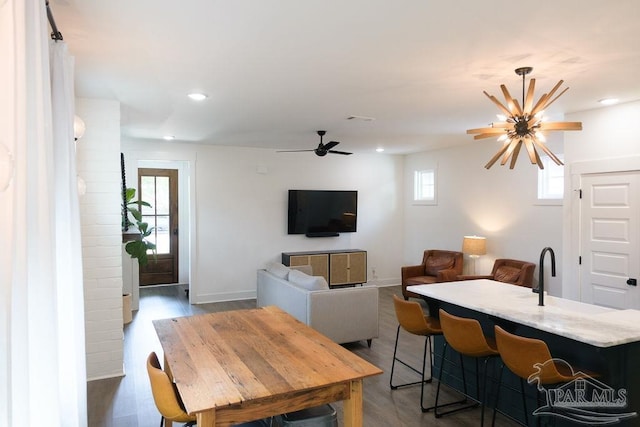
288, 269, 329, 291
425, 255, 455, 276
266, 262, 290, 279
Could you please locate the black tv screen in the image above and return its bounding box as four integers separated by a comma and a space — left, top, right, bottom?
288, 190, 358, 236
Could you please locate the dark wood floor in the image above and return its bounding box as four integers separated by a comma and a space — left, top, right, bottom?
87, 284, 519, 426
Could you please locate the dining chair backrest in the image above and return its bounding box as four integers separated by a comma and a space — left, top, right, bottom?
146, 352, 196, 424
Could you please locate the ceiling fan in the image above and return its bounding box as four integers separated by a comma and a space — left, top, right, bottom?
278, 131, 352, 157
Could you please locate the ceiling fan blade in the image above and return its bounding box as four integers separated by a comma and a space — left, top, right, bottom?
328, 150, 352, 155
323, 140, 340, 151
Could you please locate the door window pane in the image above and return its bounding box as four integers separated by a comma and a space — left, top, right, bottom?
156, 177, 170, 215
140, 176, 155, 215
155, 216, 170, 254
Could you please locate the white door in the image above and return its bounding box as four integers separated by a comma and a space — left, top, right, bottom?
579, 172, 640, 309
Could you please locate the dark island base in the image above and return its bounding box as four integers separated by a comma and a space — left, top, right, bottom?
426, 300, 640, 426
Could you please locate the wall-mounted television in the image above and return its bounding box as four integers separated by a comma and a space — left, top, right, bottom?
288, 190, 358, 237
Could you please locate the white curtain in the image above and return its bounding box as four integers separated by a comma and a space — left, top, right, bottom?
0, 1, 87, 426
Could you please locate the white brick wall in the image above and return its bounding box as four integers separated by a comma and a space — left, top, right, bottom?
76, 98, 124, 380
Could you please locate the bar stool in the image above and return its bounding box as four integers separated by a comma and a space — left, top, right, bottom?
390, 294, 443, 412
492, 326, 595, 426
432, 309, 500, 426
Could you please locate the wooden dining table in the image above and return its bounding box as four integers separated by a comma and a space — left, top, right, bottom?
153, 305, 382, 427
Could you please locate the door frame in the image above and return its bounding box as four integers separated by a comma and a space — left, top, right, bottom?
124, 152, 197, 309
566, 155, 640, 301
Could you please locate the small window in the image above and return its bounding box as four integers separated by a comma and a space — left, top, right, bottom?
537, 155, 564, 204
414, 169, 437, 205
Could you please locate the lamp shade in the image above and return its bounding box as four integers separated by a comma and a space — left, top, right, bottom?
462, 235, 487, 256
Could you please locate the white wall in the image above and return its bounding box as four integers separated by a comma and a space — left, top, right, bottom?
562, 100, 640, 299
122, 139, 405, 303
76, 98, 124, 380
403, 136, 564, 295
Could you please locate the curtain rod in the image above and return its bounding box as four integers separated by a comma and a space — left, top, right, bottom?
46, 0, 63, 41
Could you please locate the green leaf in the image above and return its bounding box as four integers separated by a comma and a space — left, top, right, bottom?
125, 188, 136, 203
129, 208, 142, 222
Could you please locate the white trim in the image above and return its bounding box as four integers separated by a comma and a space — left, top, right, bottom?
126, 151, 198, 304
565, 155, 640, 301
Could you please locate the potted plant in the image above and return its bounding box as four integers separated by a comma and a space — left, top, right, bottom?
122, 187, 156, 266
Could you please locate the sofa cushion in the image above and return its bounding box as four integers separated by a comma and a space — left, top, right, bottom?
266, 262, 290, 279
494, 266, 521, 284
288, 269, 329, 291
424, 255, 455, 276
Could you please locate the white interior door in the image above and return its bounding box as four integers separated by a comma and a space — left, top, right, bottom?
579, 171, 640, 308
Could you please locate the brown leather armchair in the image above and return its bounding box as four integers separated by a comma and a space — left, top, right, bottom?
440, 258, 535, 288
401, 250, 464, 299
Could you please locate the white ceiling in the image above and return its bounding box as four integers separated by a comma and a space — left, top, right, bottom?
52, 0, 640, 155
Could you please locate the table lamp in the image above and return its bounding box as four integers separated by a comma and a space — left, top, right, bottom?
462, 235, 486, 274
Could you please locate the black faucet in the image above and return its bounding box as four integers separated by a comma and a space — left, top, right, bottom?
534, 247, 556, 306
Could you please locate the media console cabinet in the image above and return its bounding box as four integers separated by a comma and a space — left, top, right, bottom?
282, 249, 367, 287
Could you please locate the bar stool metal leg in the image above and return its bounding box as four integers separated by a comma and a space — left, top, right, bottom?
389, 325, 436, 412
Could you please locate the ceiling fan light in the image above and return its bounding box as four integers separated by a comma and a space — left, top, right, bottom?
535, 131, 546, 142
497, 134, 509, 142
496, 114, 507, 122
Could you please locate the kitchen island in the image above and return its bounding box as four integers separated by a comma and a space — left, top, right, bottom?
408, 280, 640, 426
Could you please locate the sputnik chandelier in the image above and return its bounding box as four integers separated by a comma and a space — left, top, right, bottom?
467, 67, 582, 169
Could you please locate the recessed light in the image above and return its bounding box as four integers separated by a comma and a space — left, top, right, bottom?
188, 93, 208, 101
599, 98, 619, 106
376, 147, 385, 153
163, 135, 175, 141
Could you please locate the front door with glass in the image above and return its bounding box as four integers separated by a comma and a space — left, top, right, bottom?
138, 168, 179, 285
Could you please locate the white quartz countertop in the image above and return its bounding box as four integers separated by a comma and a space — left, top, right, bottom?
408, 280, 640, 348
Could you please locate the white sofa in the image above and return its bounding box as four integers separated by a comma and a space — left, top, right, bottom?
256, 264, 379, 346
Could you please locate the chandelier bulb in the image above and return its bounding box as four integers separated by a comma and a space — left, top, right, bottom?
535, 132, 546, 142
496, 114, 507, 122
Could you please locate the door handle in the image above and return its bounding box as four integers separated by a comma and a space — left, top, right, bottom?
173, 228, 178, 236
627, 278, 637, 286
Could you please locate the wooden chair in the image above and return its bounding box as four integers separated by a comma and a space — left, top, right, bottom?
401, 250, 464, 299
146, 352, 196, 427
432, 309, 500, 426
389, 295, 443, 412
